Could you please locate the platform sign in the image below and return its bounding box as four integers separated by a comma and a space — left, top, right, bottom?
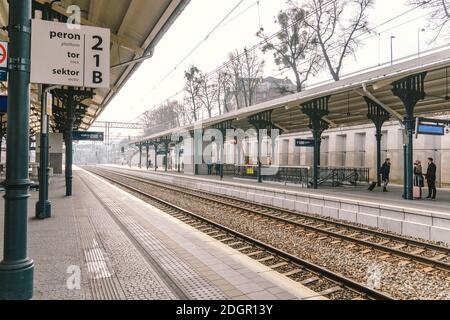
295, 139, 315, 147
0, 41, 8, 81
30, 19, 110, 88
417, 124, 445, 136
72, 131, 104, 141
0, 95, 7, 113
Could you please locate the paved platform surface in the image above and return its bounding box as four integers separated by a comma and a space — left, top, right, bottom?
0, 167, 322, 300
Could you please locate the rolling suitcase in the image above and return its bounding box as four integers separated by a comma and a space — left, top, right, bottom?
413, 175, 422, 199
413, 186, 422, 200
368, 181, 377, 191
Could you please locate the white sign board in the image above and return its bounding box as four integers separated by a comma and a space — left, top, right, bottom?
0, 41, 7, 69
30, 19, 110, 88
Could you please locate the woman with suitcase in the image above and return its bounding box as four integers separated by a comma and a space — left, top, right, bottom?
413, 161, 424, 199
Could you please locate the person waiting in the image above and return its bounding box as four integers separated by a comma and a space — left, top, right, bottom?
380, 158, 391, 192
413, 160, 424, 199
425, 157, 437, 200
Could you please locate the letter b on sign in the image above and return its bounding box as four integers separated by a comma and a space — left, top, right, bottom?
93, 71, 102, 84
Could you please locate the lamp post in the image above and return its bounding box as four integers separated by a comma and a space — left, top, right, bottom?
417, 28, 425, 57
390, 36, 395, 66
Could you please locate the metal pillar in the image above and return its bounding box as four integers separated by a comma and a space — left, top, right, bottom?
0, 113, 4, 163
301, 97, 330, 189
154, 144, 158, 171
65, 89, 74, 196
212, 120, 233, 181
0, 0, 34, 300
146, 144, 149, 169
248, 111, 275, 184
391, 73, 427, 200
35, 86, 51, 218
164, 143, 169, 172
53, 87, 93, 196
365, 97, 390, 187
138, 143, 142, 168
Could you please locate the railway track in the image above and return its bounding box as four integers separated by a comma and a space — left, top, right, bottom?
95, 167, 450, 272
86, 166, 397, 300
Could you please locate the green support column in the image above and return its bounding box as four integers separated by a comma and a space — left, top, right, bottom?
146, 144, 149, 169
0, 0, 34, 300
53, 87, 93, 196
35, 86, 51, 219
391, 73, 427, 200
164, 142, 169, 172
65, 88, 74, 197
212, 120, 233, 181
248, 111, 274, 184
0, 114, 4, 163
365, 97, 390, 187
138, 143, 142, 169
301, 97, 330, 190
154, 144, 158, 171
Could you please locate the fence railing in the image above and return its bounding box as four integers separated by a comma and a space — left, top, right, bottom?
317, 167, 370, 187
221, 165, 369, 188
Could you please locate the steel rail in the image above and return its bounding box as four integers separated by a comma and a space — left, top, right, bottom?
89, 168, 395, 300
99, 167, 450, 271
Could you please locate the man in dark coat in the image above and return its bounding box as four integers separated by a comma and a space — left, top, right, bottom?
425, 157, 437, 199
380, 158, 391, 192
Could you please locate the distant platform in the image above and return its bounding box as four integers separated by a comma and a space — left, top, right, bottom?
106, 165, 450, 244
0, 167, 322, 300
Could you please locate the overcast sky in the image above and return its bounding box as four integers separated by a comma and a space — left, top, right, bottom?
98, 0, 449, 129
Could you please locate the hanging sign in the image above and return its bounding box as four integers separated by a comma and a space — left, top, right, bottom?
73, 131, 104, 141
417, 124, 445, 136
295, 139, 315, 147
0, 41, 8, 81
30, 19, 110, 88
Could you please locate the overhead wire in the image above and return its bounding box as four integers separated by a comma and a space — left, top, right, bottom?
142, 1, 431, 117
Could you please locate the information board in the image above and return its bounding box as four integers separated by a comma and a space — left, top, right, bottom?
295, 139, 315, 147
417, 124, 445, 136
30, 19, 110, 88
72, 131, 104, 141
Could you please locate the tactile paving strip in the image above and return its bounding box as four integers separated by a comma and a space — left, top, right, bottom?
76, 176, 177, 300
82, 172, 228, 300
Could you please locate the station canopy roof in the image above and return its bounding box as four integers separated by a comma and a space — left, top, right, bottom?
0, 0, 190, 134
133, 48, 450, 145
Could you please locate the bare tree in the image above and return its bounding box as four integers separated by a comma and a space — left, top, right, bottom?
138, 101, 180, 135
215, 71, 233, 114
226, 51, 245, 109
257, 5, 321, 92
198, 72, 218, 118
410, 0, 450, 42
304, 0, 373, 81
184, 65, 202, 121
242, 48, 265, 106
226, 48, 265, 108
